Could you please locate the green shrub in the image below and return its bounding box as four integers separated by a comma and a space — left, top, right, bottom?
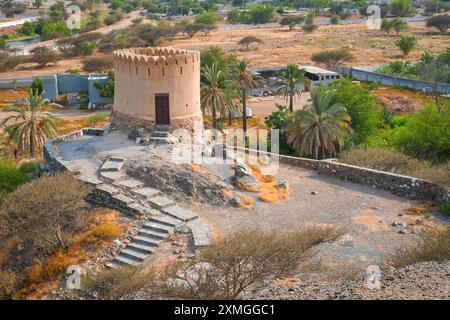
84, 113, 111, 127
393, 104, 450, 163
328, 79, 382, 145
331, 15, 340, 25
441, 202, 450, 216
30, 77, 43, 94
0, 158, 29, 194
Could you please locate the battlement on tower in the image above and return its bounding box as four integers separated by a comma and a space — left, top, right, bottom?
113, 47, 200, 68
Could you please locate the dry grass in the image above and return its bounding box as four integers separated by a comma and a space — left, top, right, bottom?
249, 164, 290, 204
4, 205, 123, 299
0, 88, 29, 109
339, 148, 450, 188
91, 223, 122, 240
236, 193, 254, 209
55, 115, 110, 135
389, 227, 450, 268
86, 227, 345, 300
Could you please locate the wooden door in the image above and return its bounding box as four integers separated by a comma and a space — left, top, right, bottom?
155, 93, 170, 125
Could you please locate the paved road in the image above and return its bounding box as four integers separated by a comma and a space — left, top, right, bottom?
0, 16, 39, 29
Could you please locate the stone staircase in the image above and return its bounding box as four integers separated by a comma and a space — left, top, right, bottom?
149, 125, 171, 144
91, 156, 208, 269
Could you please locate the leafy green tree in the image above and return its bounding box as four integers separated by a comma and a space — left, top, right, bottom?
201, 47, 238, 77
201, 64, 235, 129
328, 79, 382, 145
389, 0, 412, 17
287, 89, 350, 159
276, 64, 306, 112
391, 18, 408, 35
195, 11, 219, 25
264, 103, 293, 154
393, 104, 450, 163
426, 14, 450, 34
227, 8, 241, 25
395, 35, 417, 56
280, 15, 304, 31
238, 35, 263, 50
311, 49, 354, 69
1, 89, 60, 158
381, 18, 393, 34
94, 71, 115, 97
247, 5, 274, 24
21, 21, 36, 36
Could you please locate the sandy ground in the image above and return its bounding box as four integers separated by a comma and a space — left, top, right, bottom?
54, 131, 447, 271
2, 20, 449, 80
167, 21, 450, 68
248, 94, 310, 118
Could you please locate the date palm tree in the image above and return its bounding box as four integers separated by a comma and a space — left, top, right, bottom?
235, 60, 261, 135
201, 63, 236, 129
286, 88, 351, 159
276, 64, 306, 112
1, 89, 60, 158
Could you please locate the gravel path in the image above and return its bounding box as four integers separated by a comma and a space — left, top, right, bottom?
248, 261, 450, 300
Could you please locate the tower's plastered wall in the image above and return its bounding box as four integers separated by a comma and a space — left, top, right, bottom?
112, 47, 203, 132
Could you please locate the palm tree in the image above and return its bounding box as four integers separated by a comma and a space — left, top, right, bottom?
276, 64, 306, 112
235, 60, 261, 135
286, 89, 350, 159
1, 89, 60, 158
201, 63, 236, 129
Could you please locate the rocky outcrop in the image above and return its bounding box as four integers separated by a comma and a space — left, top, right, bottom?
234, 163, 259, 192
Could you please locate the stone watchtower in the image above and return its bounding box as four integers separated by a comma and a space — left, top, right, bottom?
112, 47, 203, 132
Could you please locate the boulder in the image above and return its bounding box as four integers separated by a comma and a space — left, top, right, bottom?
234, 163, 259, 192
275, 180, 289, 191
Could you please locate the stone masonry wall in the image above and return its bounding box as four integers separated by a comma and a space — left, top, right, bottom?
43, 130, 449, 205
233, 147, 449, 204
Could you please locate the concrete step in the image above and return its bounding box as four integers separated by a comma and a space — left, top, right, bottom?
142, 221, 173, 234
132, 235, 163, 247
150, 214, 182, 227
151, 131, 170, 138
149, 136, 171, 144
128, 203, 153, 216
161, 205, 198, 222
126, 242, 154, 254
131, 187, 161, 199
138, 229, 166, 240
114, 178, 144, 190
155, 125, 170, 132
119, 248, 149, 262
112, 254, 140, 267
99, 171, 128, 183
97, 184, 120, 195
148, 196, 175, 209
111, 193, 135, 207
101, 160, 124, 172
109, 157, 126, 162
